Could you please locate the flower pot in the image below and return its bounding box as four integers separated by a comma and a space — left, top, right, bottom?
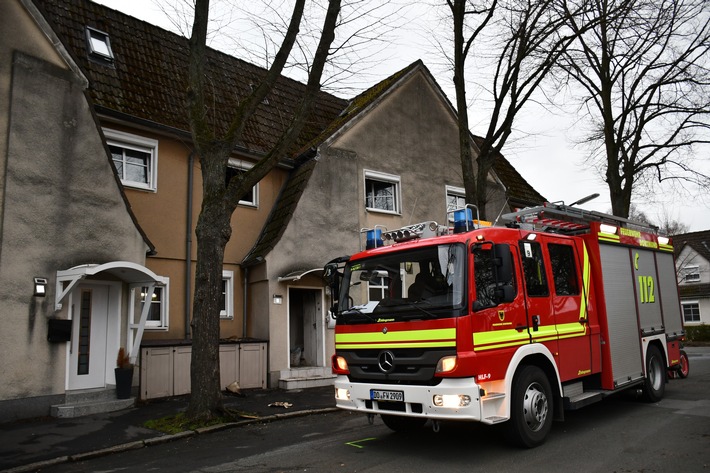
115, 367, 134, 399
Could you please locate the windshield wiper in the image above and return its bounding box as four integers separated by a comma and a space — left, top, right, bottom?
403, 300, 437, 319
341, 306, 378, 323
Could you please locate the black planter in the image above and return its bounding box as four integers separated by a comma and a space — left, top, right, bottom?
115, 367, 134, 399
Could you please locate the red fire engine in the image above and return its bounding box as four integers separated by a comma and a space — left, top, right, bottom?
325, 199, 686, 447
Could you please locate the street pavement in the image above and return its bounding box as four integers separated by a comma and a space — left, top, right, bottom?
0, 385, 336, 473
1, 346, 707, 473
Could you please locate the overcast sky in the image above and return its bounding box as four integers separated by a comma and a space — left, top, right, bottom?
93, 0, 710, 233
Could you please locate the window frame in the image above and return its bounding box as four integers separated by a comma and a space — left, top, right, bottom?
129, 280, 170, 331
364, 170, 401, 215
85, 26, 114, 62
227, 158, 259, 208
104, 129, 158, 192
682, 301, 701, 323
683, 265, 701, 283
221, 270, 234, 319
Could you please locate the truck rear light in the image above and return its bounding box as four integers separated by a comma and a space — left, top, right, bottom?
435, 355, 457, 374
332, 355, 349, 374
433, 394, 471, 408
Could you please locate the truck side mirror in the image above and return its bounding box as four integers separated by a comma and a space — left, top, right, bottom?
323, 262, 341, 316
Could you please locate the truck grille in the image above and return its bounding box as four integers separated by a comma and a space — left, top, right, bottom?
341, 348, 456, 385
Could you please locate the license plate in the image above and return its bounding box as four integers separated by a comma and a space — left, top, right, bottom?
370, 389, 404, 402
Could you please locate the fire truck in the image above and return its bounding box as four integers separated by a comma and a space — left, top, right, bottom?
324, 199, 686, 447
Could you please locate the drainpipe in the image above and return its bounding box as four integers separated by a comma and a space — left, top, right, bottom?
243, 267, 249, 338
185, 151, 195, 340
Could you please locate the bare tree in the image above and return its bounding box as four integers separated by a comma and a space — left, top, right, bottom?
561, 0, 710, 218
186, 0, 341, 421
448, 0, 586, 219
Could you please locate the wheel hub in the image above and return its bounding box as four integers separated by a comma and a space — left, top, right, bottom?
523, 382, 549, 432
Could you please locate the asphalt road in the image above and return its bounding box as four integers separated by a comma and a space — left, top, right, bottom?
39, 349, 710, 473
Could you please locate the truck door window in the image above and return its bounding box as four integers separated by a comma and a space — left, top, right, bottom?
473, 244, 516, 308
519, 240, 549, 297
548, 243, 580, 296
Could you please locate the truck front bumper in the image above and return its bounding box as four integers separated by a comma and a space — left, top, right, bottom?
333, 375, 484, 422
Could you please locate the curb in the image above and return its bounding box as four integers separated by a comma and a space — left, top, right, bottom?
1, 407, 339, 473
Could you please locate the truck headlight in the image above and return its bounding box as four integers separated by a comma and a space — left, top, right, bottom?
433, 394, 471, 408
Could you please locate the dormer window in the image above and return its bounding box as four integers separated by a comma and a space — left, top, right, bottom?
86, 26, 114, 63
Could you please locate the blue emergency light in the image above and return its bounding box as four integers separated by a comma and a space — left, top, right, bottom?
366, 228, 383, 249
453, 208, 474, 233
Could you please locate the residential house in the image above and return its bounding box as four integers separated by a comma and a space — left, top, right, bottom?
2, 0, 545, 418
674, 230, 710, 326
1, 0, 159, 420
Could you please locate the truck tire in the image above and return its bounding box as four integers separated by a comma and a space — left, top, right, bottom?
504, 365, 553, 448
380, 414, 426, 432
678, 350, 689, 379
641, 344, 665, 402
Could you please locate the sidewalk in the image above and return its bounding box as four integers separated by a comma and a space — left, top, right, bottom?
0, 385, 337, 473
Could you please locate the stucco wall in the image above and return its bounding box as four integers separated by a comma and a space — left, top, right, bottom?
0, 6, 148, 408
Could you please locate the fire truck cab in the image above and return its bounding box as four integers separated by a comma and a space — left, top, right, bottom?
326, 202, 685, 447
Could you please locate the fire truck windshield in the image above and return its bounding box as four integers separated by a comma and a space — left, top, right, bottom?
338, 244, 466, 323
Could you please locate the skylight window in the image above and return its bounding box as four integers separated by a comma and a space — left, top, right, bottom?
85, 26, 114, 62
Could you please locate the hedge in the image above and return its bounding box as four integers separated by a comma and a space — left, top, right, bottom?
685, 324, 710, 342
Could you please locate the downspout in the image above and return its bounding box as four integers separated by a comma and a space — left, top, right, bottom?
243, 267, 249, 338
185, 151, 195, 340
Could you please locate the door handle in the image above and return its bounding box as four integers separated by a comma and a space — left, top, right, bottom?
532, 315, 540, 332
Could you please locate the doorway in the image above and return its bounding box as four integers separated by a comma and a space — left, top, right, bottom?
288, 288, 324, 368
67, 282, 120, 390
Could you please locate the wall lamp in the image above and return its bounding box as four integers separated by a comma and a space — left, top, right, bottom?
34, 277, 48, 297
273, 294, 283, 305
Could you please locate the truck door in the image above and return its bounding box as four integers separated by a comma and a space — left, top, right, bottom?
517, 238, 557, 358
545, 239, 592, 381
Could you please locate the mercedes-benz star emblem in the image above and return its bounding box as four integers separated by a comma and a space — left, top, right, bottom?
378, 350, 395, 373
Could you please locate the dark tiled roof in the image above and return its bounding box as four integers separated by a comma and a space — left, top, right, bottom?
679, 283, 710, 298
33, 0, 348, 156
32, 0, 544, 264
674, 230, 710, 262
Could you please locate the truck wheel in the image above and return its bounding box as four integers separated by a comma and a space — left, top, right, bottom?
678, 349, 689, 379
380, 414, 426, 432
504, 365, 553, 448
641, 345, 665, 402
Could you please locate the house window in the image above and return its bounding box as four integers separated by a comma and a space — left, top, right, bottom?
365, 170, 400, 214
446, 185, 466, 212
130, 281, 169, 330
85, 26, 114, 62
221, 270, 234, 319
226, 158, 258, 207
682, 302, 700, 323
683, 265, 701, 282
104, 129, 158, 191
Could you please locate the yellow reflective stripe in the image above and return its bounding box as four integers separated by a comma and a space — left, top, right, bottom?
335, 328, 456, 349
531, 325, 557, 343
658, 243, 674, 252
598, 231, 620, 243
336, 341, 456, 349
579, 242, 590, 321
556, 322, 587, 339
473, 329, 529, 351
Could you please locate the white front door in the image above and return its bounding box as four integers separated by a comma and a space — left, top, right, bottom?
68, 285, 110, 390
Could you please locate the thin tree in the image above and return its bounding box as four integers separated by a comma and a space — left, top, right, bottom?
448, 0, 588, 219
561, 0, 710, 218
186, 0, 341, 421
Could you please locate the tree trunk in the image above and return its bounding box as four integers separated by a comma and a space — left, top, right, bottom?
186, 191, 232, 420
